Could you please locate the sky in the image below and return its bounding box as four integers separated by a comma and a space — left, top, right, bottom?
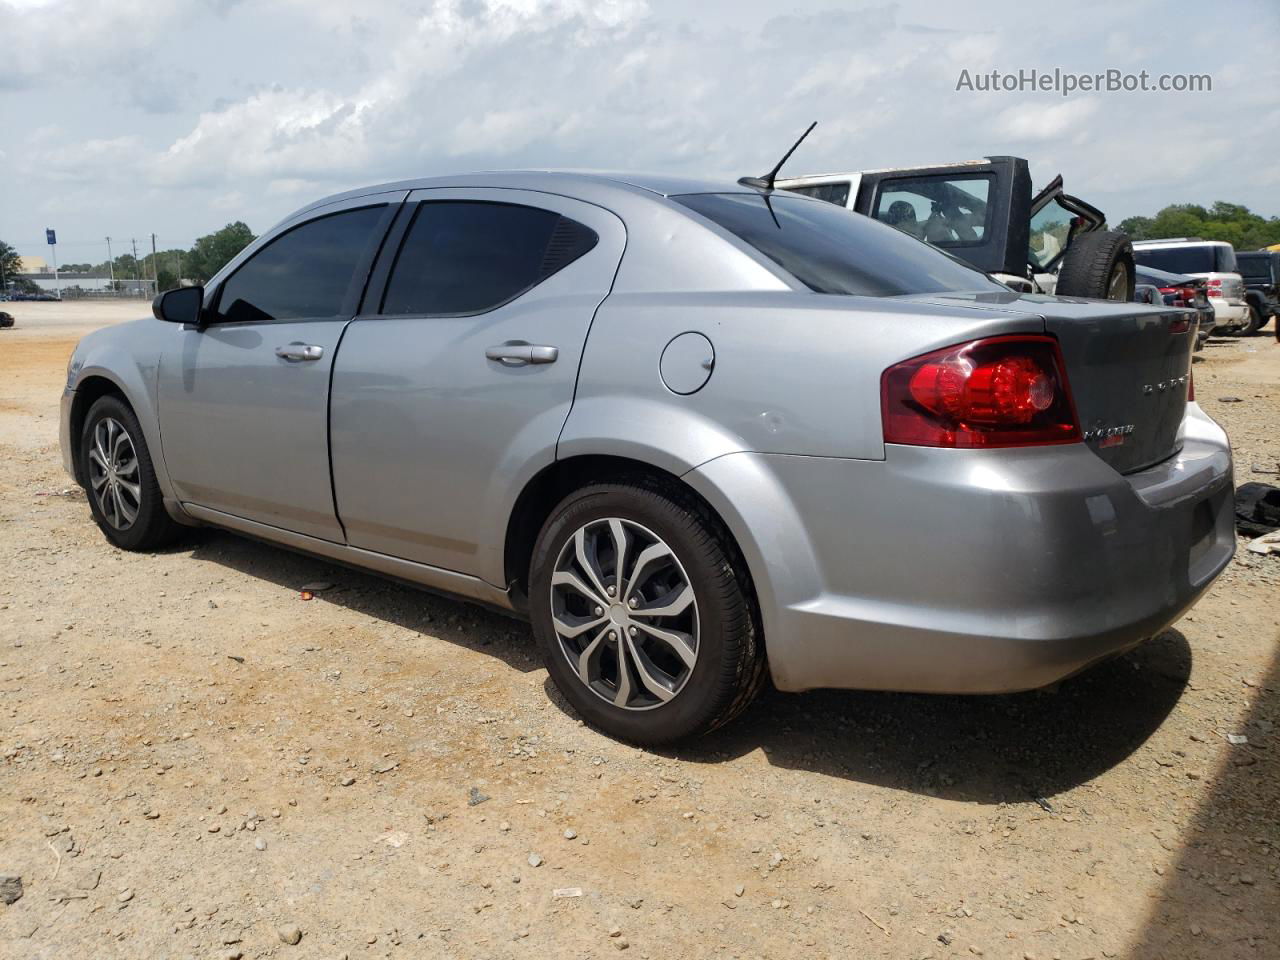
2, 0, 1277, 261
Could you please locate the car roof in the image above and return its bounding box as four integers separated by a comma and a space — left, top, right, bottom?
289, 170, 767, 220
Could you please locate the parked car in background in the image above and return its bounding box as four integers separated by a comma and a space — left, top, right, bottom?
1235, 250, 1280, 334
778, 156, 1138, 302
1132, 239, 1252, 334
1135, 264, 1213, 349
59, 171, 1234, 744
1133, 282, 1163, 305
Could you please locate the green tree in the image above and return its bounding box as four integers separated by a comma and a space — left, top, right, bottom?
185, 222, 255, 283
1119, 202, 1280, 250
1, 239, 23, 293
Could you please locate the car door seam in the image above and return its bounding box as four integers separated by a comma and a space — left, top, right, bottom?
327, 317, 356, 544
555, 214, 629, 459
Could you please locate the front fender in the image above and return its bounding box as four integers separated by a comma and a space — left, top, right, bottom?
66, 324, 175, 501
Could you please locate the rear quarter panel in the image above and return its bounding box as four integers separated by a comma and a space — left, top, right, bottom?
559, 290, 1050, 467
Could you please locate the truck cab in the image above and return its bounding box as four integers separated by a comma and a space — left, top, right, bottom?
778, 156, 1135, 302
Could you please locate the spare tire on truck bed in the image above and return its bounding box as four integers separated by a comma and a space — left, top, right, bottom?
1056, 230, 1136, 301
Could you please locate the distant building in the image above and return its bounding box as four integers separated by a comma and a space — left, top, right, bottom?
18, 256, 48, 273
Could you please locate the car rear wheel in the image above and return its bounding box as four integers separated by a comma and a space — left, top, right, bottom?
1240, 303, 1262, 336
529, 480, 765, 745
81, 395, 184, 551
1055, 230, 1136, 302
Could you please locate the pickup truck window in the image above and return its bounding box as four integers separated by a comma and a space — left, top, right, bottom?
675, 192, 1002, 297
1029, 198, 1079, 270
872, 176, 991, 246
785, 182, 851, 207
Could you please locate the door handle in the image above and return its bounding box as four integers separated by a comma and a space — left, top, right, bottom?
275, 343, 324, 362
484, 341, 559, 367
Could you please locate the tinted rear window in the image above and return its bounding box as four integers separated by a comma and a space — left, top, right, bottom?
1134, 245, 1235, 275
674, 193, 1002, 297
382, 201, 597, 316
1236, 254, 1273, 280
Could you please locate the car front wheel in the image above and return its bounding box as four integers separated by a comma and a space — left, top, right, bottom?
529, 480, 765, 745
81, 395, 183, 551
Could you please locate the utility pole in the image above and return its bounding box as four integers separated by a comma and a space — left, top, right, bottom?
131, 238, 140, 297
151, 233, 159, 293
106, 237, 116, 292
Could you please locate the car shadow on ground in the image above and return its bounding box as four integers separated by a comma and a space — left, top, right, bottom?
186, 529, 543, 674
1128, 641, 1278, 958
546, 630, 1192, 804
187, 529, 1191, 804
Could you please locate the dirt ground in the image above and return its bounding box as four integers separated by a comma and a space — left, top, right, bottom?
1, 300, 1277, 960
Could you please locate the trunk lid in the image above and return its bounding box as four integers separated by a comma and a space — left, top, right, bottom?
1039, 299, 1195, 473
900, 292, 1196, 474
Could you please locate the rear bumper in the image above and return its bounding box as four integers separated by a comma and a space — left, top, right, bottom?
1209, 299, 1248, 327
686, 404, 1234, 694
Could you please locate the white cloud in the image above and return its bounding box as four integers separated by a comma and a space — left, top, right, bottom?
2, 0, 1278, 254
991, 98, 1101, 142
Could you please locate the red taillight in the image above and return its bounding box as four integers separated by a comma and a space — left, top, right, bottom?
1159, 285, 1198, 306
1207, 278, 1222, 286
882, 336, 1081, 448
1207, 289, 1222, 298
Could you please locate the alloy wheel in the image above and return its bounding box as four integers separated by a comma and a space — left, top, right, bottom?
549, 517, 699, 711
87, 417, 142, 530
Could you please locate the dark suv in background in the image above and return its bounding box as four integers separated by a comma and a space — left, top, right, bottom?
1236, 250, 1280, 335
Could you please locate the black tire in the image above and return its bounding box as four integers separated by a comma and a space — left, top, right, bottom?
529, 479, 766, 745
1240, 302, 1262, 336
80, 395, 184, 551
1055, 230, 1136, 301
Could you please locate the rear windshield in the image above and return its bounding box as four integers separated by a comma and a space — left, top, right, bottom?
1134, 244, 1237, 274
1236, 253, 1274, 280
674, 193, 1002, 297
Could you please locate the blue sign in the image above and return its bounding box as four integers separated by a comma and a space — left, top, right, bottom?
46, 229, 56, 245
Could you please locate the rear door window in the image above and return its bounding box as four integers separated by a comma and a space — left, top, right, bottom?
215, 205, 387, 323
872, 176, 991, 246
381, 201, 598, 316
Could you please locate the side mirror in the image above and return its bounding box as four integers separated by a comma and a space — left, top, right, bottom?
152, 285, 205, 326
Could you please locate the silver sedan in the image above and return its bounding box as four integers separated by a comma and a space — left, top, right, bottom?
60, 172, 1234, 743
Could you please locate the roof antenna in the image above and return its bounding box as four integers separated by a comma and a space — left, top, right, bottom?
738, 121, 817, 192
